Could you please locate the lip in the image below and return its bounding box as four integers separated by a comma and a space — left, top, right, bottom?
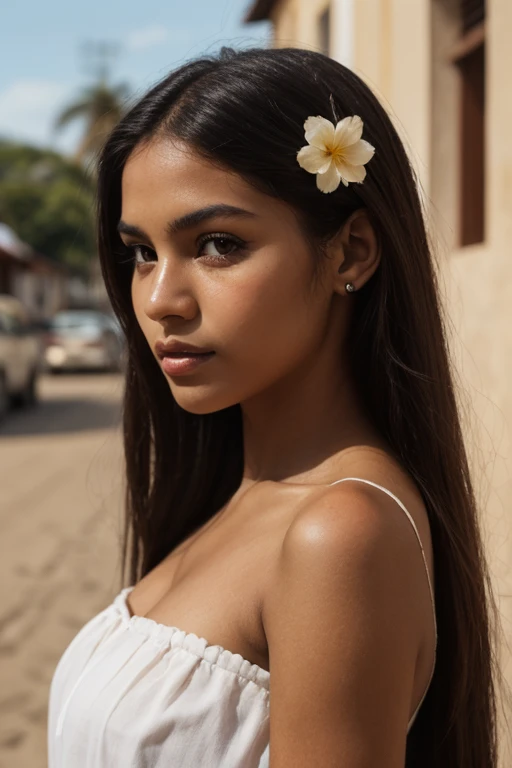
155, 338, 214, 358
160, 352, 215, 376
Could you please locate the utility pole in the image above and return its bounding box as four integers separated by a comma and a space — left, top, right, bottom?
80, 41, 121, 85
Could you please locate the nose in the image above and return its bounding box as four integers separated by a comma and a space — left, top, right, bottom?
142, 257, 199, 324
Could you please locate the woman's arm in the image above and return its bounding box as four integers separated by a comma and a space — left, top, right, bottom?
263, 483, 428, 768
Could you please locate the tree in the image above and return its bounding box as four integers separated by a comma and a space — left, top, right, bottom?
54, 80, 131, 165
0, 141, 95, 273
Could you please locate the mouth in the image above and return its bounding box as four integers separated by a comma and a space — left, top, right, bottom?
162, 351, 213, 357
160, 351, 215, 376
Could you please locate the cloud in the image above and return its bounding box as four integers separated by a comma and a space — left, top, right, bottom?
0, 80, 66, 120
127, 24, 168, 52
125, 23, 194, 52
0, 79, 79, 153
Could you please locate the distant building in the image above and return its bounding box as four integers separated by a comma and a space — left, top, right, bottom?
245, 0, 512, 746
0, 223, 32, 294
0, 222, 81, 319
244, 0, 492, 251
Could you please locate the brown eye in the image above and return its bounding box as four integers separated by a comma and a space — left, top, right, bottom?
197, 233, 247, 262
202, 238, 236, 257
128, 244, 156, 265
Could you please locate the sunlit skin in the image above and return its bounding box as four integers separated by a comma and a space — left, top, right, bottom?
121, 136, 386, 485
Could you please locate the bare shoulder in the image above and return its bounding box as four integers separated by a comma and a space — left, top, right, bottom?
287, 474, 431, 568
262, 476, 433, 767
265, 477, 432, 628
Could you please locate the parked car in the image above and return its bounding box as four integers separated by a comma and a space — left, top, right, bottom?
0, 294, 42, 421
43, 309, 125, 373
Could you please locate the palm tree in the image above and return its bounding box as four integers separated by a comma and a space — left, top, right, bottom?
55, 79, 131, 165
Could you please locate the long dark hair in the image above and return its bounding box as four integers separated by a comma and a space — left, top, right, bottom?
96, 46, 504, 766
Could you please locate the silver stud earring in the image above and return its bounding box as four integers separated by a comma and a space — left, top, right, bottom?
345, 282, 356, 293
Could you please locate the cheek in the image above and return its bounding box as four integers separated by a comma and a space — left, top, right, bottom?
215, 260, 323, 366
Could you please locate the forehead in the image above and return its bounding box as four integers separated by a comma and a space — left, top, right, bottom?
121, 136, 264, 216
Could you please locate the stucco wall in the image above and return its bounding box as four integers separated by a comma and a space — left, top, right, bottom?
255, 0, 512, 753
269, 0, 331, 49
446, 1, 512, 735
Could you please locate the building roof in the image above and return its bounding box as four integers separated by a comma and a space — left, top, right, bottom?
0, 223, 32, 261
0, 223, 66, 274
244, 0, 278, 23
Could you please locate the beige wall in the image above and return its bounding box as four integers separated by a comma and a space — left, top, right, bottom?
267, 0, 432, 191
434, 2, 512, 753
258, 0, 512, 753
449, 0, 512, 700
269, 0, 331, 50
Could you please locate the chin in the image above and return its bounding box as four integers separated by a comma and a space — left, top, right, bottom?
168, 384, 240, 416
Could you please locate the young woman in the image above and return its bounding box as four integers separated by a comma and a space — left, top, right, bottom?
48, 46, 501, 767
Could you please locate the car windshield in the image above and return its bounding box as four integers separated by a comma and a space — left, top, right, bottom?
51, 313, 103, 329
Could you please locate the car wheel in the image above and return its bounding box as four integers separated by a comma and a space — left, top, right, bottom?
105, 342, 120, 372
0, 371, 8, 422
110, 353, 121, 373
22, 370, 38, 407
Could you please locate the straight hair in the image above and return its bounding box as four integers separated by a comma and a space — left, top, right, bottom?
96, 46, 504, 767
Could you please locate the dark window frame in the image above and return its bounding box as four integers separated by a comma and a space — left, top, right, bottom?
461, 0, 486, 33
318, 4, 331, 57
449, 13, 486, 247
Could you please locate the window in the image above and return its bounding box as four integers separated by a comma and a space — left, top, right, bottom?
453, 0, 486, 245
318, 5, 331, 57
461, 0, 485, 31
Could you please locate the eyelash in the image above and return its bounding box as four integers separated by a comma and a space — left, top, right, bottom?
117, 232, 247, 268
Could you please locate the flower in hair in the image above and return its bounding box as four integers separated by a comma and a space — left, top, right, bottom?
296, 115, 375, 193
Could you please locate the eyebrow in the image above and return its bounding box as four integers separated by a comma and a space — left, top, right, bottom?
117, 204, 257, 239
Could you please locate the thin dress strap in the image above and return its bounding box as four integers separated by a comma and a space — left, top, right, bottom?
328, 477, 438, 730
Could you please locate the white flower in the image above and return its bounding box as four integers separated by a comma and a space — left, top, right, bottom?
296, 114, 375, 193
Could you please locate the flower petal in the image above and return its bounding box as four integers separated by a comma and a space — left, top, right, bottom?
333, 158, 367, 183
342, 139, 375, 166
304, 116, 335, 149
297, 145, 332, 174
316, 162, 341, 193
333, 115, 364, 149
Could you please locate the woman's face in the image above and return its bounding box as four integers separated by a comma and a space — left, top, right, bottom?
121, 136, 344, 415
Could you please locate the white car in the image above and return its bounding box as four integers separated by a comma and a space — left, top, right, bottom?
0, 294, 42, 421
44, 310, 125, 373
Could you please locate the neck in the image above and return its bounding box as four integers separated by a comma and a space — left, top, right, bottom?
240, 347, 384, 486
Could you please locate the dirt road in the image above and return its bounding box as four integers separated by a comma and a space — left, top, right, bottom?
0, 373, 125, 768
2, 370, 512, 766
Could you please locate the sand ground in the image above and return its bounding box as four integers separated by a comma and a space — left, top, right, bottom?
2, 370, 511, 766
0, 372, 125, 768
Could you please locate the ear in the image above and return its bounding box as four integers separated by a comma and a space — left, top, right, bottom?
327, 209, 380, 295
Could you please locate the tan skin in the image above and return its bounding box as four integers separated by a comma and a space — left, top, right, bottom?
120, 136, 436, 767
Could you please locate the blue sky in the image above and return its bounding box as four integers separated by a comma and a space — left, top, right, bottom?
0, 0, 269, 155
